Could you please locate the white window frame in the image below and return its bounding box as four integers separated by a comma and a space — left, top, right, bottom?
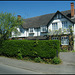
52, 37, 59, 40
52, 23, 58, 30
41, 26, 47, 32
61, 36, 69, 45
29, 28, 34, 33
62, 21, 68, 30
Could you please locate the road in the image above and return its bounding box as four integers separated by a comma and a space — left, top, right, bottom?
0, 63, 42, 74
0, 52, 75, 74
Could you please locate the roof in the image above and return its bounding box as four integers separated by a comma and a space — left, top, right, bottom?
22, 9, 75, 29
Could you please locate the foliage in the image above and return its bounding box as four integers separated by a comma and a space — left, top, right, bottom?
71, 50, 75, 52
43, 58, 52, 63
69, 25, 74, 50
60, 49, 68, 52
34, 57, 43, 63
60, 46, 68, 52
17, 49, 22, 59
51, 57, 61, 64
0, 12, 23, 40
0, 40, 60, 58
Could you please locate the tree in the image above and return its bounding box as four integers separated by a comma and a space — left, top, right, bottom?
0, 12, 23, 40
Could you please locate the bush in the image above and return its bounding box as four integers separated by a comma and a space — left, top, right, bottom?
51, 57, 61, 64
60, 49, 68, 52
34, 57, 43, 63
0, 40, 60, 58
43, 58, 52, 63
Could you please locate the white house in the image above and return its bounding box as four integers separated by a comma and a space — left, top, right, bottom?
11, 3, 75, 50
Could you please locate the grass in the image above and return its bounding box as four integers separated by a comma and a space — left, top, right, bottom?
71, 50, 75, 52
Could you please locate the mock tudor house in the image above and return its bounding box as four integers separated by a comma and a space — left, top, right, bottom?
11, 3, 75, 50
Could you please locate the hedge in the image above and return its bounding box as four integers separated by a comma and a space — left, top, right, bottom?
0, 40, 60, 58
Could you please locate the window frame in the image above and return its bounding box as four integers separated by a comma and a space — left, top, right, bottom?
41, 26, 47, 32
62, 21, 68, 30
52, 37, 59, 40
29, 28, 34, 33
61, 36, 69, 45
52, 22, 58, 30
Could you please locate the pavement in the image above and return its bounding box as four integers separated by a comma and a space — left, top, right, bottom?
0, 52, 75, 74
0, 63, 42, 74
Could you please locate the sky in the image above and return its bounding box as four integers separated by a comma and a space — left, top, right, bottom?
0, 1, 75, 19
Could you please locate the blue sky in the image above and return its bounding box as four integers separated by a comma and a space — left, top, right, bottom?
0, 1, 75, 19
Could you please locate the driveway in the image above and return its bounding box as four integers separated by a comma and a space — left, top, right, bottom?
59, 52, 75, 65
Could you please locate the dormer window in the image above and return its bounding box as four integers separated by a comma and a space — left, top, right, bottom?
29, 28, 34, 33
41, 26, 47, 32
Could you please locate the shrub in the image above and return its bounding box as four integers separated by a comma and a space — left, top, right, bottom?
51, 57, 61, 64
60, 49, 68, 52
43, 58, 52, 63
34, 57, 43, 63
0, 40, 60, 58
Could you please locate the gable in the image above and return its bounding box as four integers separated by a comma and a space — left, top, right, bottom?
47, 11, 74, 27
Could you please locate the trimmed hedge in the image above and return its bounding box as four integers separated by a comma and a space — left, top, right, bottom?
0, 40, 60, 58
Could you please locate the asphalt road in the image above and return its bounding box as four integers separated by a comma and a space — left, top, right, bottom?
0, 52, 75, 74
0, 63, 42, 74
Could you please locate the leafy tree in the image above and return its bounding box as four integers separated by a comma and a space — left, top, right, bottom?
0, 12, 23, 40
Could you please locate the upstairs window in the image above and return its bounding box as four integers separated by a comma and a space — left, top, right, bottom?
19, 26, 24, 33
54, 14, 64, 19
62, 21, 68, 29
52, 23, 58, 30
29, 28, 34, 33
58, 14, 61, 19
41, 26, 47, 32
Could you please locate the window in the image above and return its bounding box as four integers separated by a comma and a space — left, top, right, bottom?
58, 14, 60, 19
52, 23, 58, 30
52, 37, 59, 40
19, 26, 24, 33
41, 26, 47, 32
29, 34, 34, 36
61, 36, 69, 45
54, 14, 64, 20
29, 28, 34, 33
62, 21, 68, 29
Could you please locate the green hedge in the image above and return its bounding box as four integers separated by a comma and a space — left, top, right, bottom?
0, 40, 60, 58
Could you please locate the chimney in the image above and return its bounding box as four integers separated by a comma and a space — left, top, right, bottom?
17, 15, 21, 20
71, 2, 74, 17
